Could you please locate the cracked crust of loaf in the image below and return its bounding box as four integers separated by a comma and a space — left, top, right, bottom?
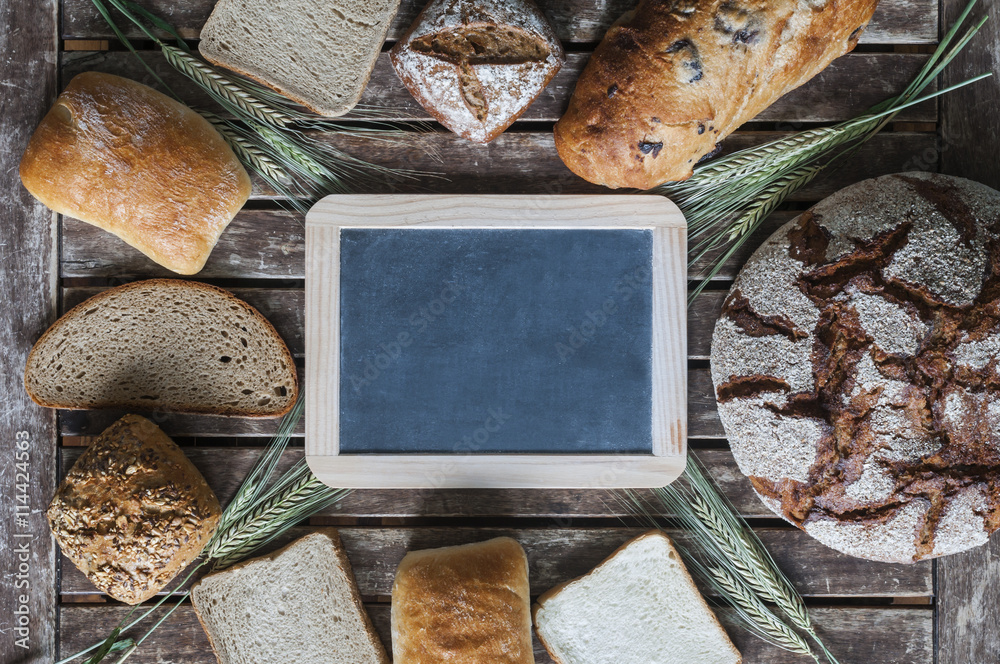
47, 415, 221, 604
390, 0, 564, 143
711, 172, 1000, 563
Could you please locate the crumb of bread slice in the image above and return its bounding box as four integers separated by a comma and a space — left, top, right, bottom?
533, 530, 742, 664
191, 531, 389, 664
24, 279, 297, 417
199, 0, 401, 117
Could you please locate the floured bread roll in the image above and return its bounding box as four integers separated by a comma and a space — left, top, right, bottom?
711, 172, 1000, 563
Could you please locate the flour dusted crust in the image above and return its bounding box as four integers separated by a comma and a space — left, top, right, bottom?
390, 0, 564, 143
711, 172, 1000, 563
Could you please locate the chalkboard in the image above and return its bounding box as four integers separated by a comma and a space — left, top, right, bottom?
306, 195, 687, 489
338, 228, 653, 454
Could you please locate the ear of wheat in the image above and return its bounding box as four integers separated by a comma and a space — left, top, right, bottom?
658, 0, 991, 303
56, 396, 350, 664
617, 453, 840, 664
90, 0, 435, 213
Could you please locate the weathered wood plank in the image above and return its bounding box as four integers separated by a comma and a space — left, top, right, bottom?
61, 286, 724, 360
61, 51, 938, 124
56, 366, 727, 438
940, 1, 1000, 190
60, 0, 937, 44
57, 525, 933, 599
936, 1, 1000, 661
57, 604, 934, 664
59, 132, 934, 280
250, 131, 939, 199
0, 0, 59, 661
61, 209, 798, 281
61, 211, 307, 279
57, 447, 757, 517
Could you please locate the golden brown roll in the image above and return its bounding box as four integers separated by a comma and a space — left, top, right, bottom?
19, 72, 251, 274
391, 537, 534, 664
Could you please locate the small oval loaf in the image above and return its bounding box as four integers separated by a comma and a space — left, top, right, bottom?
553, 0, 880, 189
19, 72, 251, 275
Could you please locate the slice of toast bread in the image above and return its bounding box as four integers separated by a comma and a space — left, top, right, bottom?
533, 530, 742, 664
199, 0, 401, 117
191, 531, 389, 664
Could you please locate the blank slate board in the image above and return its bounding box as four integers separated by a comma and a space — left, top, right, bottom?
305, 195, 687, 488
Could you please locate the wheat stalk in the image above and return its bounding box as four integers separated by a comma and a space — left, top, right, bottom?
657, 0, 991, 302
705, 565, 819, 660
160, 45, 295, 127
90, 0, 435, 214
621, 452, 840, 664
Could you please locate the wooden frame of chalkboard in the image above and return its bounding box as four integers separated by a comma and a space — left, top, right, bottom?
305, 195, 687, 488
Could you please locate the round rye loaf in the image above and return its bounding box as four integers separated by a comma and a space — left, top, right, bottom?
711, 172, 1000, 563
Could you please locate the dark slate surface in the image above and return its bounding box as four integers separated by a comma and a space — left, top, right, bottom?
338, 228, 654, 454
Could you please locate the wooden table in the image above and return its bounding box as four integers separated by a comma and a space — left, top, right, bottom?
2, 1, 999, 662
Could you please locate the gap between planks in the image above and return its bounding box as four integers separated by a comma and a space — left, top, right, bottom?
55, 603, 934, 664
58, 0, 938, 45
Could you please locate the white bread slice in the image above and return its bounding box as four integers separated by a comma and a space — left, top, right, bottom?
533, 530, 742, 664
191, 531, 389, 664
198, 0, 401, 117
24, 279, 297, 417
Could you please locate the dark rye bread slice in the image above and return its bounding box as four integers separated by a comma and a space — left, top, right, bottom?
710, 172, 1000, 564
25, 279, 297, 417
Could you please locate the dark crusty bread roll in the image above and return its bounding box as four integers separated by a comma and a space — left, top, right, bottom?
19, 72, 251, 274
390, 0, 564, 143
47, 415, 221, 604
553, 0, 880, 189
711, 172, 1000, 563
391, 537, 533, 664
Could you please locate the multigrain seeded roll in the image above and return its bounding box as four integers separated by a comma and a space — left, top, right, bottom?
711, 172, 1000, 563
47, 415, 221, 604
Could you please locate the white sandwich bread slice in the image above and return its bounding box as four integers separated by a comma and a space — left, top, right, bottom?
533, 530, 742, 664
191, 531, 389, 664
199, 0, 401, 117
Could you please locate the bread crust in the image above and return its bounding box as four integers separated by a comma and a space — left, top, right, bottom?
47, 415, 222, 604
390, 0, 564, 143
553, 0, 879, 189
391, 536, 533, 664
532, 530, 741, 664
23, 278, 299, 418
19, 72, 251, 274
712, 172, 1000, 563
191, 530, 389, 664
